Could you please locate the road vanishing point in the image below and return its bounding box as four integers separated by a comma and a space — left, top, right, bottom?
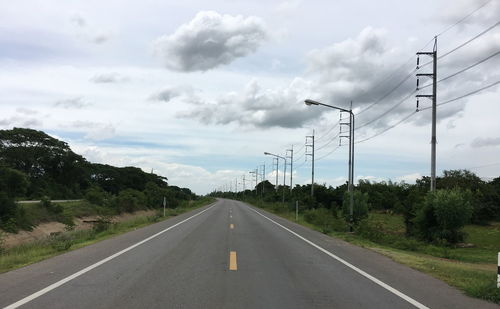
1, 199, 498, 309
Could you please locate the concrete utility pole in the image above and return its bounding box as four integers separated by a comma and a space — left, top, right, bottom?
306, 130, 315, 197
305, 99, 355, 232
249, 169, 258, 195
274, 158, 279, 191
416, 36, 438, 191
242, 175, 246, 191
261, 164, 266, 197
264, 152, 286, 205
287, 146, 294, 193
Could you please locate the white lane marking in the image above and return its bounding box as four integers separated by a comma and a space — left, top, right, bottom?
247, 207, 429, 309
4, 204, 216, 309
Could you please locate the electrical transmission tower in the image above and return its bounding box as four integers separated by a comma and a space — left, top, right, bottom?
416, 36, 438, 191
306, 130, 315, 197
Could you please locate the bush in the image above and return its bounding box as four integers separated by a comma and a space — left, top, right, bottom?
85, 187, 107, 206
303, 208, 345, 233
341, 191, 369, 225
414, 189, 473, 244
0, 192, 18, 232
115, 189, 146, 212
92, 216, 112, 233
48, 232, 74, 251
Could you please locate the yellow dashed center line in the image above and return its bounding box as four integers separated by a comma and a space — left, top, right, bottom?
229, 251, 237, 270
230, 224, 234, 229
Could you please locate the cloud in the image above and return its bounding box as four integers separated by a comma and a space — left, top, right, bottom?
84, 124, 117, 141
437, 0, 500, 28
153, 11, 268, 72
470, 136, 500, 148
70, 13, 111, 44
396, 173, 422, 184
0, 116, 42, 128
54, 97, 90, 109
179, 78, 323, 128
148, 86, 185, 103
90, 72, 128, 83
16, 108, 38, 115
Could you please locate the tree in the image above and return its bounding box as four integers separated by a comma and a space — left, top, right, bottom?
0, 167, 29, 198
341, 191, 369, 225
414, 189, 473, 244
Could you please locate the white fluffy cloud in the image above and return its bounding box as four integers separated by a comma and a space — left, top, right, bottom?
153, 11, 268, 72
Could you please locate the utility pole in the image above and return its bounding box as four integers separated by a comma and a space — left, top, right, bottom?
235, 178, 238, 193
261, 164, 266, 197
242, 175, 246, 191
306, 130, 315, 197
283, 155, 287, 204
274, 157, 279, 191
249, 169, 258, 195
305, 99, 356, 232
416, 36, 438, 192
287, 146, 294, 193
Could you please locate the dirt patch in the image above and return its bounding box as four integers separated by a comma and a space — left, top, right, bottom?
2, 209, 157, 248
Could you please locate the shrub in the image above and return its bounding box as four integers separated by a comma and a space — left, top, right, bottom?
341, 191, 369, 225
303, 208, 345, 233
115, 189, 146, 212
414, 189, 473, 244
92, 216, 112, 232
85, 187, 107, 206
48, 232, 74, 251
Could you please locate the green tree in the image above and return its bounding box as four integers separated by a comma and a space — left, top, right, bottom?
414, 189, 473, 244
342, 191, 369, 225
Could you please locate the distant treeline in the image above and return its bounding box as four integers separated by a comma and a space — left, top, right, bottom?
211, 169, 500, 244
0, 128, 197, 232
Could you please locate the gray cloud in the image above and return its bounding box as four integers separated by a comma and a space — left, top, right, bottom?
16, 108, 38, 115
0, 116, 42, 128
71, 13, 111, 44
91, 72, 128, 83
179, 78, 322, 128
54, 97, 90, 109
153, 11, 268, 72
471, 136, 500, 148
149, 87, 182, 103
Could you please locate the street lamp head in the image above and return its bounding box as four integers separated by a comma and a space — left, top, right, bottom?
304, 99, 319, 106
264, 152, 270, 155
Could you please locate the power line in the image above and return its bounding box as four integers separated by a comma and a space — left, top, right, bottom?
440, 20, 500, 60
436, 0, 494, 37
356, 90, 416, 130
356, 69, 416, 116
421, 19, 500, 69
356, 111, 417, 144
420, 49, 500, 90
316, 132, 340, 151
355, 79, 500, 144
421, 79, 500, 110
316, 145, 343, 162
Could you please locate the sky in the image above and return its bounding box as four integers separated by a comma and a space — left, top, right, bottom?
0, 0, 499, 195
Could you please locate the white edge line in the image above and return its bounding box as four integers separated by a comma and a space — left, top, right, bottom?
247, 206, 430, 309
4, 203, 216, 309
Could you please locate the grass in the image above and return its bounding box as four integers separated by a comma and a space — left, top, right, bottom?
244, 198, 500, 305
0, 197, 215, 274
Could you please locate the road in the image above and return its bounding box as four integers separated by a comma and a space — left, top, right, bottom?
1, 198, 497, 308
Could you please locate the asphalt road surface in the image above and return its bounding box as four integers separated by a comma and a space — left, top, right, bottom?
1, 198, 498, 308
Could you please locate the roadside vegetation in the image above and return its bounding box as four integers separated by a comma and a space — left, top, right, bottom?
211, 170, 500, 304
0, 127, 214, 272
0, 197, 214, 273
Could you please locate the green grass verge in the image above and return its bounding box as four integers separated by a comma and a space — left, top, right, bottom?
244, 198, 500, 304
0, 197, 215, 274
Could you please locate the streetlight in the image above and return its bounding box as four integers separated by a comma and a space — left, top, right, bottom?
304, 99, 355, 232
264, 152, 287, 205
